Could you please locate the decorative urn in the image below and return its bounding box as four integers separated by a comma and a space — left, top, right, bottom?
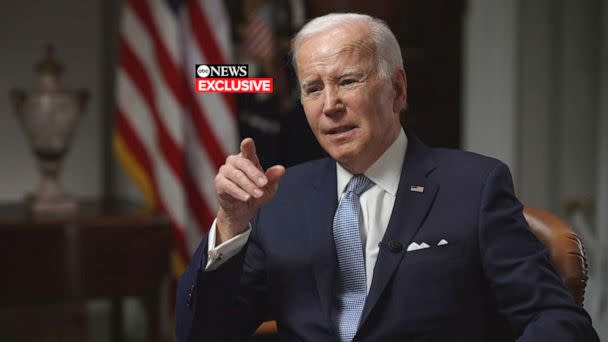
10, 46, 88, 214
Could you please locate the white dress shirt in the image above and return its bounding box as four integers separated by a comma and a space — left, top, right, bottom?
205, 129, 408, 293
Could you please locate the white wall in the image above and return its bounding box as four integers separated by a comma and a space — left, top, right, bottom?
0, 1, 102, 201
592, 0, 608, 335
555, 0, 600, 207
463, 0, 603, 214
517, 0, 558, 211
464, 1, 607, 337
462, 0, 519, 178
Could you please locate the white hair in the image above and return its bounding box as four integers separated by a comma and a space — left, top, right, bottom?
291, 13, 403, 80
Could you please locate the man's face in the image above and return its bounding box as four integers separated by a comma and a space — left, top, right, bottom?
296, 24, 404, 174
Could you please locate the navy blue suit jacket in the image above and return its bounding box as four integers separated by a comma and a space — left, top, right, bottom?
176, 133, 597, 341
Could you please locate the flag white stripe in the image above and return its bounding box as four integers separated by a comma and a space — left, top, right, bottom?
150, 0, 181, 65
199, 0, 233, 62
126, 1, 207, 254
122, 6, 185, 148
185, 120, 221, 213
184, 14, 238, 156
116, 70, 188, 231
116, 71, 157, 148
117, 0, 236, 264
117, 72, 204, 255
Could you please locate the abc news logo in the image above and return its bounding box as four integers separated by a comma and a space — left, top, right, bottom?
194, 64, 273, 93
195, 64, 248, 78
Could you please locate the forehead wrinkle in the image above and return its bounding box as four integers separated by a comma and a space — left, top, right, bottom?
319, 38, 375, 64
301, 46, 374, 78
297, 25, 377, 83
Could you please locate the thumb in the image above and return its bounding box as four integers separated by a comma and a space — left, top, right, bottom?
265, 165, 285, 185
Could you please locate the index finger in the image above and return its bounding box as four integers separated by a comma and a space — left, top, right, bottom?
240, 138, 261, 169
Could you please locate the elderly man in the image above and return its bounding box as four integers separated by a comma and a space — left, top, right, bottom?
176, 13, 598, 341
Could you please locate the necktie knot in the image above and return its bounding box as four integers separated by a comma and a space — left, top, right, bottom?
345, 174, 373, 196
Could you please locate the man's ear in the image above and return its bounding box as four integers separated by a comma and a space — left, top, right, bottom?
392, 68, 407, 113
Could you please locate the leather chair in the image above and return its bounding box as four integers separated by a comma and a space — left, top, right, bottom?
253, 205, 589, 337
523, 205, 588, 306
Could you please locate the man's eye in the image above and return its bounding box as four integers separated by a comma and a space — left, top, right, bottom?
340, 79, 357, 86
304, 87, 320, 95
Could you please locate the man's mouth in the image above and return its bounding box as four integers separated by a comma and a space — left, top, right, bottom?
326, 125, 356, 135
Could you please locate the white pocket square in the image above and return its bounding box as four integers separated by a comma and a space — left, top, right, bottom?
437, 239, 448, 246
406, 242, 430, 252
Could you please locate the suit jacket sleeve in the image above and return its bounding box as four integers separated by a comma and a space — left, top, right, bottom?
478, 162, 598, 341
175, 213, 270, 342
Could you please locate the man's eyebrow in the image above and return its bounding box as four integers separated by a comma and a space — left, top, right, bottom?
338, 69, 365, 78
300, 79, 318, 88
300, 69, 367, 88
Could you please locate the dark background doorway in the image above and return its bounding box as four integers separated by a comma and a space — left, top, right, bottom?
307, 0, 465, 148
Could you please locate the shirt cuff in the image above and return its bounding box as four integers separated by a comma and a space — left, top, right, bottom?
204, 219, 252, 271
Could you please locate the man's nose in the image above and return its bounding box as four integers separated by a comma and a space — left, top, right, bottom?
322, 87, 344, 116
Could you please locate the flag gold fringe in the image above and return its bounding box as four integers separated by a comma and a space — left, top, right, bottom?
113, 132, 156, 210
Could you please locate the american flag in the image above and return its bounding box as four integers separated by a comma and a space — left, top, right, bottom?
242, 4, 276, 61
113, 0, 237, 314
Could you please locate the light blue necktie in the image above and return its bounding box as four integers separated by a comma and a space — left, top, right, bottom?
333, 174, 373, 342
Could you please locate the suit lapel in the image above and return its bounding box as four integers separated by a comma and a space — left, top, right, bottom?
306, 159, 338, 326
359, 132, 439, 327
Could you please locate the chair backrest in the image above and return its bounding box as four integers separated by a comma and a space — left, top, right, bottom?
523, 206, 588, 306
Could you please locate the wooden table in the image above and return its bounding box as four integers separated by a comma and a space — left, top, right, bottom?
0, 199, 171, 342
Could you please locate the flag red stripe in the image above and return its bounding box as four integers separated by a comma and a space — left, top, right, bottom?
115, 109, 190, 262
187, 0, 238, 115
129, 0, 190, 107
184, 165, 215, 232
116, 0, 238, 326
129, 0, 232, 172
184, 7, 237, 170
120, 39, 187, 182
121, 39, 215, 232
184, 92, 228, 170
115, 113, 155, 190
186, 0, 227, 65
116, 0, 238, 284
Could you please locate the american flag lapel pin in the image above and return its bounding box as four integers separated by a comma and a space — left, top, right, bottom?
410, 185, 425, 193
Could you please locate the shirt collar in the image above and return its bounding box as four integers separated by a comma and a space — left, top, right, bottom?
337, 128, 407, 197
